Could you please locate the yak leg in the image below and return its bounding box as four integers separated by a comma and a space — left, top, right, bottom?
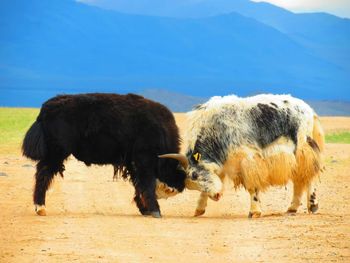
131, 153, 161, 218
135, 176, 160, 218
307, 180, 318, 213
287, 182, 305, 213
194, 192, 208, 217
133, 189, 150, 216
248, 189, 261, 218
34, 160, 64, 216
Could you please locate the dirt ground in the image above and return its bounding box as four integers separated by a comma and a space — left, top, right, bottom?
0, 115, 349, 262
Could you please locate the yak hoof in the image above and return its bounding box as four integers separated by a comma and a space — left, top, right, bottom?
142, 211, 161, 218
141, 210, 151, 216
150, 211, 162, 218
35, 205, 47, 216
194, 209, 205, 217
308, 203, 319, 214
286, 208, 297, 214
248, 211, 261, 218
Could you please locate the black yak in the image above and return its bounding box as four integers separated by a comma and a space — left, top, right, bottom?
22, 93, 186, 218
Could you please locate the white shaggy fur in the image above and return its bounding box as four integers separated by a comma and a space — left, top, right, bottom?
184, 94, 324, 217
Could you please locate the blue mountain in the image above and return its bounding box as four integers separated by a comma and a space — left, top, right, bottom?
0, 0, 349, 108
82, 0, 350, 71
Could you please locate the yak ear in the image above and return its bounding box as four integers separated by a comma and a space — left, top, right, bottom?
158, 154, 189, 169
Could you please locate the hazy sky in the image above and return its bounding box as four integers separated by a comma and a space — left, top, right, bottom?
252, 0, 350, 18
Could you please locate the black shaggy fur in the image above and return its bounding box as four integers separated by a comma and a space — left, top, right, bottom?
249, 103, 300, 148
189, 118, 231, 165
22, 93, 186, 217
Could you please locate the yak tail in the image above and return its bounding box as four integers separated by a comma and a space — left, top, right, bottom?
312, 114, 325, 153
22, 120, 47, 161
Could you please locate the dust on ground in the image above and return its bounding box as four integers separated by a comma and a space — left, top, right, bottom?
0, 116, 349, 262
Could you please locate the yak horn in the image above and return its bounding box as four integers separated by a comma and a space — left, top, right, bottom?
158, 153, 189, 169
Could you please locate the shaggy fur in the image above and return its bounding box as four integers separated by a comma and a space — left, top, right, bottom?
22, 93, 186, 217
184, 94, 325, 217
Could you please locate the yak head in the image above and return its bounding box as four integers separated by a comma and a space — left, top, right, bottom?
159, 151, 223, 201
155, 156, 187, 199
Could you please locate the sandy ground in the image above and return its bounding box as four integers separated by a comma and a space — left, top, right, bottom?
0, 115, 349, 262
318, 117, 350, 133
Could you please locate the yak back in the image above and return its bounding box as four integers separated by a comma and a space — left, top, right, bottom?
186, 94, 313, 166
37, 93, 181, 167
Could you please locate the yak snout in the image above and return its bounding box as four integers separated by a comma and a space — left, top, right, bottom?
209, 192, 222, 201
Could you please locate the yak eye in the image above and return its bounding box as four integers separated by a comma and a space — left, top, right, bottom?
192, 172, 199, 180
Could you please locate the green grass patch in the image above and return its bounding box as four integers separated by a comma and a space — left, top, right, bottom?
325, 131, 350, 144
0, 108, 39, 154
0, 108, 349, 154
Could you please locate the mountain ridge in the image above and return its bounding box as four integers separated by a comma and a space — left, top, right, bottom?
2, 88, 349, 116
